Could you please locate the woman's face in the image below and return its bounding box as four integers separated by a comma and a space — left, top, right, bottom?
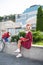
26, 25, 30, 31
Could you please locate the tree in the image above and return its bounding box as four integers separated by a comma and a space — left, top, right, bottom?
36, 6, 43, 31
9, 14, 15, 22
0, 16, 3, 22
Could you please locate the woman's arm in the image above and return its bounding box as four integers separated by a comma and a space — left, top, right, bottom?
22, 38, 29, 42
20, 37, 27, 42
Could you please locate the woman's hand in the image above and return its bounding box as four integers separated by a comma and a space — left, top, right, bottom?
22, 39, 29, 42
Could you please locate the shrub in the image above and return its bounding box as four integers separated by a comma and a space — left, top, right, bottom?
18, 31, 26, 37
11, 31, 26, 42
11, 35, 19, 42
11, 31, 43, 44
32, 31, 43, 42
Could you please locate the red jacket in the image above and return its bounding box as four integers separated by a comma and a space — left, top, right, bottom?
2, 32, 10, 38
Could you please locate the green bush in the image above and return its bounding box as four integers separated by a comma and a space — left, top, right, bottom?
11, 31, 26, 42
11, 31, 43, 43
32, 31, 43, 42
18, 31, 26, 37
11, 35, 19, 42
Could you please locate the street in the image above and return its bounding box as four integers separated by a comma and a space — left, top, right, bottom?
0, 52, 43, 65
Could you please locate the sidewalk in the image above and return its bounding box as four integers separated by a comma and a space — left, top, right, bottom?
3, 42, 43, 61
0, 52, 43, 65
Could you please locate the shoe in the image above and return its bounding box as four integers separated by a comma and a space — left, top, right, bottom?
14, 49, 20, 53
16, 53, 22, 58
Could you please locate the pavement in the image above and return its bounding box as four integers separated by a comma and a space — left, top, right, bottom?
0, 52, 43, 65
3, 43, 43, 61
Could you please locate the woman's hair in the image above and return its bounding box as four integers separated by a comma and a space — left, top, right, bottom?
26, 24, 31, 26
26, 24, 31, 30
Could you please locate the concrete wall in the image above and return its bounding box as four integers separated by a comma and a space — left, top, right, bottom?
3, 42, 43, 61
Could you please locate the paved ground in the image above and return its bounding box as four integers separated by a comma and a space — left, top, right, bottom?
0, 52, 43, 65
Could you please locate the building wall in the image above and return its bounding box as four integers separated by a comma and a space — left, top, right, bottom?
15, 11, 37, 30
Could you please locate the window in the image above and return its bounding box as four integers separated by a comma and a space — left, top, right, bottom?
17, 14, 21, 19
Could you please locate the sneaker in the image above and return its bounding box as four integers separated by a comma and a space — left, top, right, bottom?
16, 53, 22, 58
14, 49, 20, 53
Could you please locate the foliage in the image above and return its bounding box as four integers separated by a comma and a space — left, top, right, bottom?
18, 31, 26, 37
0, 16, 3, 22
11, 35, 19, 42
9, 14, 15, 22
11, 31, 26, 42
0, 14, 15, 22
11, 30, 43, 45
32, 31, 43, 43
36, 6, 43, 31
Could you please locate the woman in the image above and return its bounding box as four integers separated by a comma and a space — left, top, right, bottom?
14, 24, 33, 58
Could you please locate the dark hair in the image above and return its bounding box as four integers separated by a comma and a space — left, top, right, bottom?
7, 32, 9, 33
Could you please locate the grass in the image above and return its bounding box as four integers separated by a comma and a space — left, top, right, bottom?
33, 41, 43, 46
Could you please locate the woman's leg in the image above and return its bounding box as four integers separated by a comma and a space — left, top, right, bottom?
18, 40, 22, 50
14, 40, 22, 58
14, 40, 22, 52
